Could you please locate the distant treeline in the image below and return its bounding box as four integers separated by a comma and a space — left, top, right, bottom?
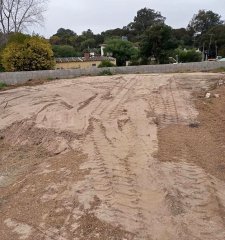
49, 8, 225, 65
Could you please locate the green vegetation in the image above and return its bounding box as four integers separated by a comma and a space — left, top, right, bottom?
105, 39, 139, 66
128, 8, 165, 37
140, 24, 178, 64
52, 45, 80, 57
0, 82, 7, 89
98, 60, 115, 68
99, 70, 113, 76
187, 10, 223, 34
172, 48, 202, 63
2, 35, 55, 72
210, 67, 225, 73
46, 8, 225, 64
0, 7, 225, 70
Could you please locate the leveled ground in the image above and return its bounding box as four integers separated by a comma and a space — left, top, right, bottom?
1, 73, 225, 240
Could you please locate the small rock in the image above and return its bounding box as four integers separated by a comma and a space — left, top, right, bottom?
218, 80, 224, 86
189, 122, 200, 128
205, 92, 211, 99
214, 93, 220, 98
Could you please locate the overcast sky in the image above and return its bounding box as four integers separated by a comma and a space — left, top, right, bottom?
34, 0, 225, 37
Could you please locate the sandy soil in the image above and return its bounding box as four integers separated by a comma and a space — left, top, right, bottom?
1, 73, 225, 240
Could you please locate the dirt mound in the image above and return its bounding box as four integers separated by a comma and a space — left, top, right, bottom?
1, 120, 75, 155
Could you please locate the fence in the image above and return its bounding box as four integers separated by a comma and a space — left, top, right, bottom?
0, 61, 225, 85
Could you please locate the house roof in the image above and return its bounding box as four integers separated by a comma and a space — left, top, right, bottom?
55, 56, 116, 63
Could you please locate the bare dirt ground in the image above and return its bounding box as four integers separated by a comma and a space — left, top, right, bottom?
1, 73, 225, 240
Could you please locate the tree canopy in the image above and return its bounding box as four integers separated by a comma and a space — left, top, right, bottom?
140, 24, 178, 64
2, 35, 55, 71
1, 7, 225, 71
46, 8, 225, 63
129, 8, 165, 33
188, 10, 224, 34
104, 39, 139, 66
0, 0, 47, 40
52, 45, 80, 58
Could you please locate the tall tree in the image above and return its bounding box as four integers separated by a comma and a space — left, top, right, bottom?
208, 25, 225, 56
129, 8, 165, 34
140, 24, 178, 64
104, 39, 139, 66
0, 0, 47, 35
82, 29, 94, 39
188, 10, 224, 35
50, 28, 77, 45
198, 25, 225, 58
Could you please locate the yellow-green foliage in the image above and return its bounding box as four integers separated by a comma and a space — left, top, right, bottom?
2, 36, 55, 72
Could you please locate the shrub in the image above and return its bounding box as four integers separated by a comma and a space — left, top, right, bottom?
0, 82, 7, 89
98, 60, 115, 68
0, 63, 4, 72
99, 69, 113, 76
172, 48, 202, 63
2, 36, 55, 72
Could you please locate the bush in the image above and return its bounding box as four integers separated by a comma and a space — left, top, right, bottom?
0, 82, 7, 89
172, 48, 202, 63
98, 60, 115, 68
99, 69, 113, 76
0, 62, 4, 72
2, 36, 55, 72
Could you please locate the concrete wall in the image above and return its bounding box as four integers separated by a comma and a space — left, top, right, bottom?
1, 61, 225, 85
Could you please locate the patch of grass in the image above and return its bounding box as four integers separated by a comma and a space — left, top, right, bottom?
0, 82, 7, 89
209, 67, 225, 73
47, 77, 55, 81
98, 69, 113, 76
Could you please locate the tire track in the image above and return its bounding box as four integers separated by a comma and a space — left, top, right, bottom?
163, 161, 225, 240
2, 74, 225, 239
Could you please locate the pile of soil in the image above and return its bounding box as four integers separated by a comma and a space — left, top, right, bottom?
158, 84, 225, 181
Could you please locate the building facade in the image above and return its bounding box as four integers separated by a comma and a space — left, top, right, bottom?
55, 54, 116, 69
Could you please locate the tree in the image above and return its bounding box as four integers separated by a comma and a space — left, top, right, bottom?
104, 39, 139, 66
172, 28, 193, 47
0, 0, 47, 36
82, 29, 94, 39
50, 28, 77, 46
52, 45, 80, 58
207, 25, 225, 56
188, 10, 224, 35
198, 25, 225, 58
129, 8, 165, 34
102, 28, 129, 40
2, 35, 55, 71
140, 24, 178, 64
80, 38, 96, 51
171, 48, 202, 63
